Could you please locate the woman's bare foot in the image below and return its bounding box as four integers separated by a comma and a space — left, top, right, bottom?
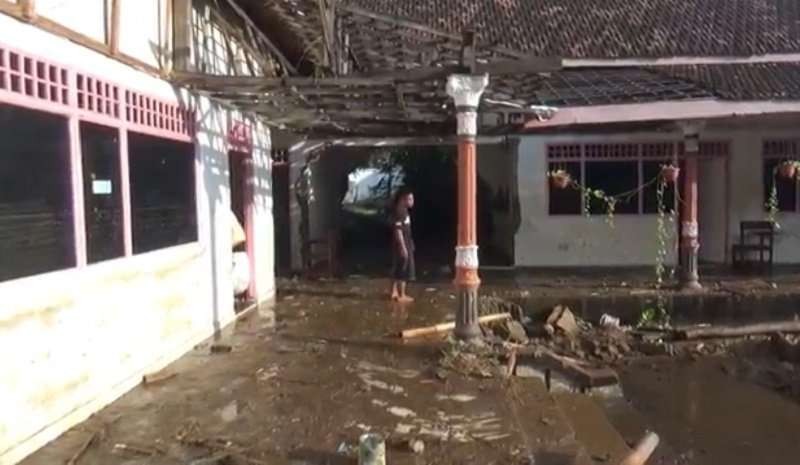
398, 295, 414, 304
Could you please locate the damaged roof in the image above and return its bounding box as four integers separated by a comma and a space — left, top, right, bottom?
344, 0, 800, 58
186, 1, 800, 135
659, 63, 800, 101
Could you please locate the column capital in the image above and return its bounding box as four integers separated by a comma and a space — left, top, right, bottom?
446, 74, 489, 109
676, 120, 706, 137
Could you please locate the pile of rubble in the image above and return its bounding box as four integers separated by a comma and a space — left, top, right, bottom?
425, 296, 800, 395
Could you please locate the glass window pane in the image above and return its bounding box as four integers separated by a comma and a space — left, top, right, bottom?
129, 133, 197, 254
0, 104, 74, 281
585, 161, 639, 214
81, 122, 124, 263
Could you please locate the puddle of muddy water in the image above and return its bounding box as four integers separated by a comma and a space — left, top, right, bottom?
518, 295, 800, 326
614, 357, 800, 465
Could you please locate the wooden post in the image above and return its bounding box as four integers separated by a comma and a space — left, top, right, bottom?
20, 0, 36, 20
447, 74, 488, 340
679, 122, 702, 290
68, 116, 87, 266
109, 0, 121, 55
172, 0, 193, 72
119, 128, 132, 256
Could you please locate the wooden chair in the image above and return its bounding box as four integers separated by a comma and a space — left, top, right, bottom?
732, 221, 774, 272
303, 229, 339, 278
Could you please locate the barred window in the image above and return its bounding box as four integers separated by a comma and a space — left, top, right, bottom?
129, 133, 197, 253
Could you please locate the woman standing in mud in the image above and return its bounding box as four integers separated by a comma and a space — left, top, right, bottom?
390, 188, 415, 303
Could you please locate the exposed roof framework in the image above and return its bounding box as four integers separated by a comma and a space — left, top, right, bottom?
176, 0, 800, 136
176, 2, 567, 135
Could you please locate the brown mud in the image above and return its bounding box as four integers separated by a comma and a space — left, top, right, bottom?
19, 277, 800, 465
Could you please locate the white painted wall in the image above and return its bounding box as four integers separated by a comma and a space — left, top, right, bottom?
38, 0, 107, 42
514, 118, 800, 267
118, 0, 166, 67
709, 118, 800, 264
515, 132, 680, 267
0, 13, 274, 465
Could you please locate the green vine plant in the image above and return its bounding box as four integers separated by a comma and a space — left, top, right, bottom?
636, 304, 671, 329
548, 169, 629, 228
549, 164, 679, 311
766, 160, 800, 229
653, 176, 678, 288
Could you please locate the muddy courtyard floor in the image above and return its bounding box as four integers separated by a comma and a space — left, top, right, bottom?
21, 278, 800, 465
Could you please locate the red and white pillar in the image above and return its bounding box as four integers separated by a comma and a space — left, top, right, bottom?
447, 74, 488, 340
680, 124, 702, 290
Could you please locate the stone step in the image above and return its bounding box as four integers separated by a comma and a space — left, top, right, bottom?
600, 395, 682, 465
510, 377, 596, 465
553, 392, 632, 464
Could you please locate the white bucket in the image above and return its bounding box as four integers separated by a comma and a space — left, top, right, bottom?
232, 251, 251, 295
358, 433, 386, 465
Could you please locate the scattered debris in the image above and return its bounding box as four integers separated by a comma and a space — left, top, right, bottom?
219, 401, 239, 423
408, 438, 425, 454
545, 305, 579, 338
142, 369, 177, 386
190, 454, 232, 465
357, 372, 405, 394
619, 431, 660, 465
357, 361, 420, 379
400, 313, 511, 339
112, 443, 162, 456
394, 423, 414, 435
337, 441, 355, 455
358, 433, 386, 465
479, 296, 525, 321
255, 365, 279, 382
66, 431, 100, 465
210, 344, 233, 354
439, 342, 500, 378
773, 334, 800, 363
387, 406, 417, 418
599, 314, 621, 329
435, 394, 477, 402
495, 319, 529, 344
676, 320, 800, 340
516, 346, 619, 389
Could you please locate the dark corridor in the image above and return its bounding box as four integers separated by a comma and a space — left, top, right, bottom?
337, 146, 513, 278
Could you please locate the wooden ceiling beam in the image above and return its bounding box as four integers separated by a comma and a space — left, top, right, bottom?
19, 0, 36, 19
339, 5, 461, 41
223, 0, 298, 75
172, 0, 193, 72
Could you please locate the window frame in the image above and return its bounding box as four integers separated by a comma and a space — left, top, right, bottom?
0, 41, 197, 285
763, 139, 800, 214
546, 142, 679, 217
128, 131, 198, 255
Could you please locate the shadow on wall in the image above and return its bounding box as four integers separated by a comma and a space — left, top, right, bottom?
174, 88, 274, 339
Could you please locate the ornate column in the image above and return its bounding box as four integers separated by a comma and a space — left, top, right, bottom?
447, 74, 489, 340
679, 123, 702, 290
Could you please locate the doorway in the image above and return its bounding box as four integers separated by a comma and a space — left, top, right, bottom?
698, 156, 729, 264
229, 150, 255, 307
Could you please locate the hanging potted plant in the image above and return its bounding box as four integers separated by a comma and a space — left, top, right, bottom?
779, 160, 799, 179
548, 169, 571, 189
660, 164, 680, 184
